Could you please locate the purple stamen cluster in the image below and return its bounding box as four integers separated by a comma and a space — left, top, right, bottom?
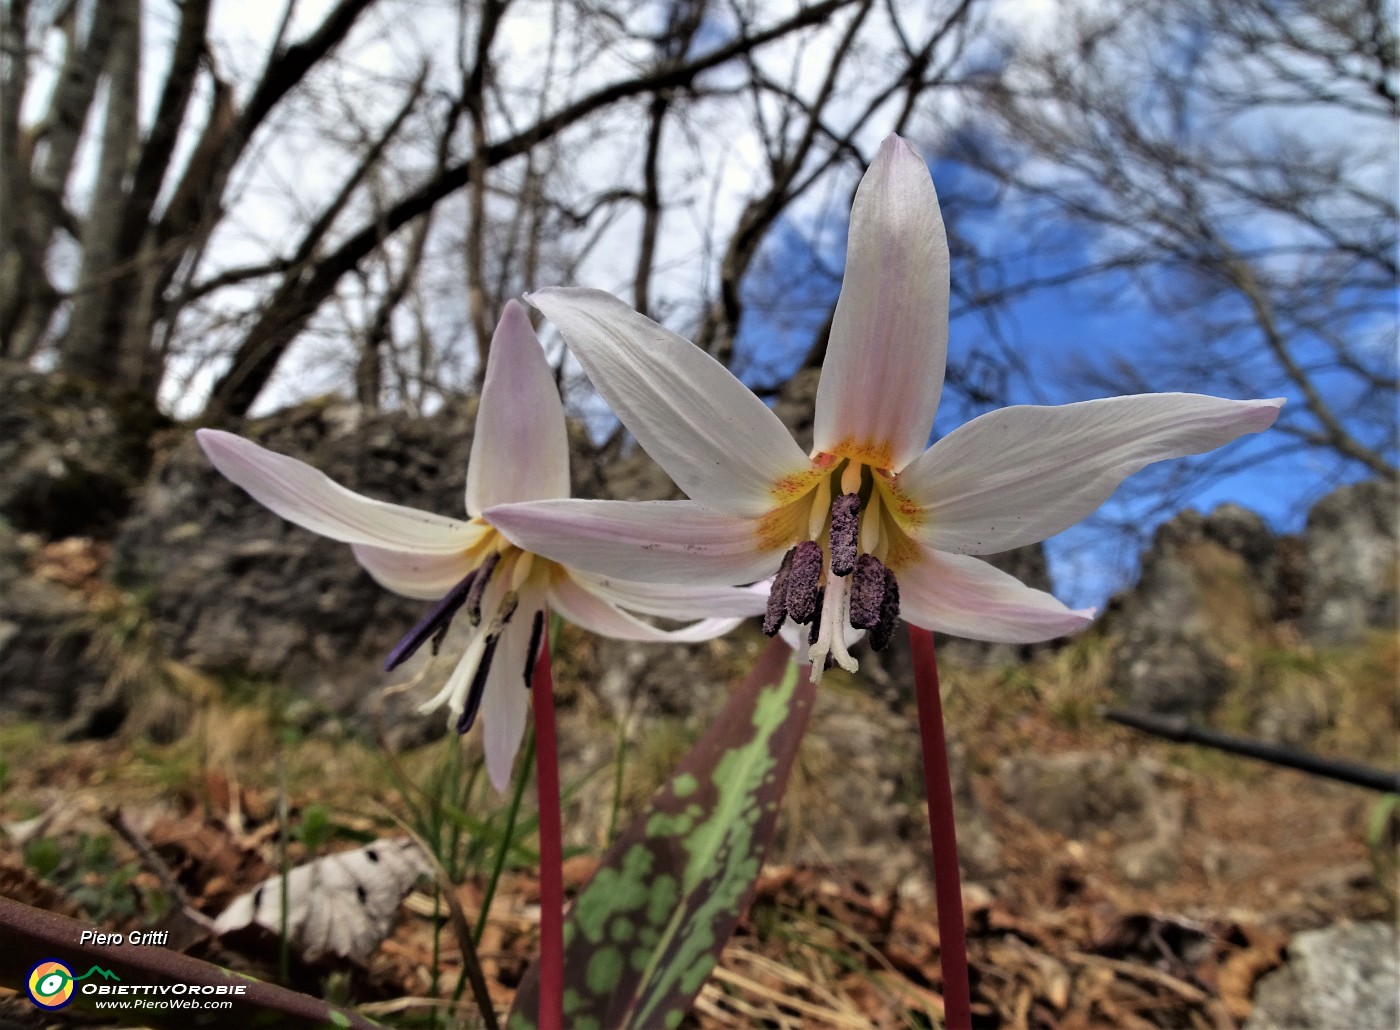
384, 568, 478, 671
761, 504, 903, 651
763, 548, 795, 635
867, 567, 900, 651
785, 540, 825, 624
828, 493, 861, 575
848, 553, 886, 629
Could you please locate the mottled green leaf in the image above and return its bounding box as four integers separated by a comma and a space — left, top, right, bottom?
509, 639, 812, 1029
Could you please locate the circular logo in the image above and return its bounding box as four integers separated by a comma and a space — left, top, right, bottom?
26, 959, 75, 1009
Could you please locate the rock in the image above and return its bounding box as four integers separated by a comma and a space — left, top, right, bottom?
589, 636, 746, 725
0, 527, 192, 739
1302, 479, 1398, 645
772, 690, 1000, 888
1000, 751, 1184, 884
946, 737, 1004, 882
1114, 790, 1185, 886
1244, 921, 1398, 1030
776, 686, 924, 889
0, 360, 167, 539
0, 524, 106, 720
1106, 505, 1279, 716
1001, 752, 1156, 840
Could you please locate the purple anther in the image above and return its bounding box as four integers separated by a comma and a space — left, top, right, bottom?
763, 547, 797, 636
848, 553, 887, 629
868, 567, 901, 652
785, 540, 824, 624
384, 569, 477, 671
828, 493, 862, 576
464, 551, 500, 625
808, 588, 825, 646
523, 609, 545, 688
457, 634, 499, 734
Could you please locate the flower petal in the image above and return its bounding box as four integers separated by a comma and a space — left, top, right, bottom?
548, 570, 743, 642
481, 594, 541, 792
466, 300, 571, 516
898, 395, 1286, 554
813, 135, 950, 470
196, 429, 474, 552
486, 498, 782, 585
527, 287, 811, 517
900, 547, 1095, 642
575, 573, 769, 620
349, 543, 480, 600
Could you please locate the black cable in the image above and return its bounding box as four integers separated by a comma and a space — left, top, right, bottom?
1101, 706, 1400, 794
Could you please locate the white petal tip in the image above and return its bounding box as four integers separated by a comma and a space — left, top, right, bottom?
194, 427, 234, 456
877, 133, 917, 157
487, 769, 513, 795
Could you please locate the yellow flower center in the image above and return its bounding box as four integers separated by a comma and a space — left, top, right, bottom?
762, 451, 922, 680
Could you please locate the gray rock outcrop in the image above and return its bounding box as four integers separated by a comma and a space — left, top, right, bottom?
1000, 751, 1185, 885
0, 361, 166, 538
1302, 478, 1397, 645
1107, 504, 1284, 716
1244, 921, 1399, 1030
0, 526, 105, 722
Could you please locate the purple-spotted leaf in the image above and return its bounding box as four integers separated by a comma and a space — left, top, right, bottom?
508, 638, 812, 1030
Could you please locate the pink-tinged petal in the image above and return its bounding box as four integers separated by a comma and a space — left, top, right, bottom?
527, 288, 810, 517
898, 395, 1285, 554
575, 573, 769, 620
486, 498, 783, 585
197, 429, 474, 552
466, 300, 571, 516
481, 593, 541, 792
349, 543, 481, 600
900, 547, 1095, 643
813, 135, 949, 471
549, 571, 743, 642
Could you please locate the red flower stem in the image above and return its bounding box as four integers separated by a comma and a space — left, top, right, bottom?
530, 633, 564, 1030
908, 625, 972, 1029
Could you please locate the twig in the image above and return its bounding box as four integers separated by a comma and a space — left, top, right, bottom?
384, 818, 501, 1030
100, 807, 202, 920
1065, 951, 1208, 1003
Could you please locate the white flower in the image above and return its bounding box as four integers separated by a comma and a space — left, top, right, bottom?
197, 301, 762, 788
484, 136, 1284, 680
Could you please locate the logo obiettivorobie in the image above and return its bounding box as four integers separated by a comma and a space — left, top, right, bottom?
25, 959, 119, 1009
